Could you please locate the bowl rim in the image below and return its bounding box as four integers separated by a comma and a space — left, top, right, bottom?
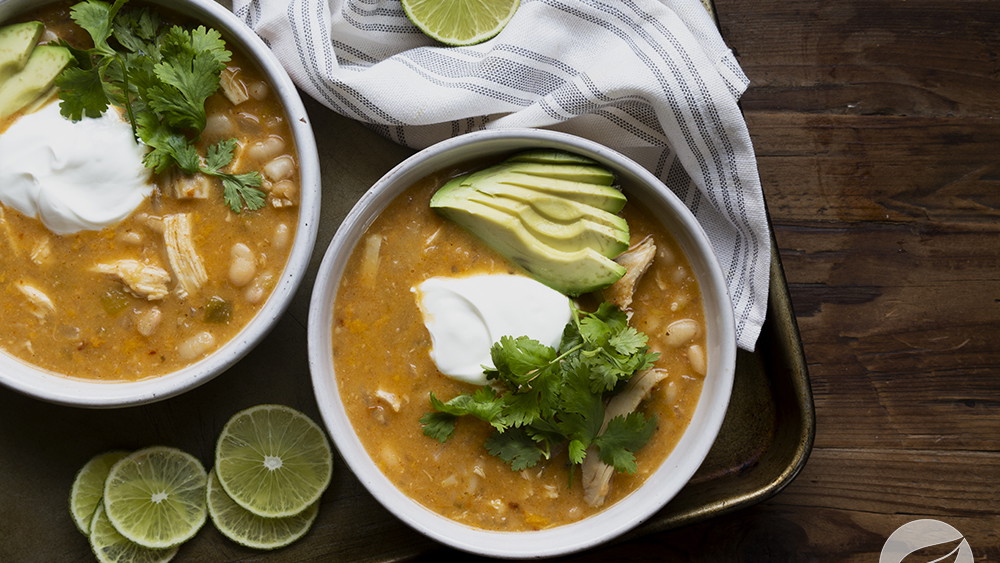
0, 0, 321, 408
307, 128, 736, 558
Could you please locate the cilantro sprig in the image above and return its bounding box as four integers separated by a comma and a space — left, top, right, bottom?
55, 0, 265, 213
420, 303, 660, 477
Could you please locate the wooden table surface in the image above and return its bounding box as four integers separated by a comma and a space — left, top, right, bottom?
549, 0, 1000, 560
1, 0, 997, 562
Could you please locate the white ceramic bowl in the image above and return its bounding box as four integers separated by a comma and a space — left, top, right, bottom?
0, 0, 320, 407
308, 129, 736, 558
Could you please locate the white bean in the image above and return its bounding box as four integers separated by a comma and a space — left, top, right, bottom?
273, 223, 291, 250
270, 179, 297, 200
135, 307, 163, 337
688, 344, 707, 376
178, 331, 215, 360
248, 81, 270, 100
246, 135, 285, 161
203, 113, 234, 141
244, 272, 274, 304
663, 379, 679, 405
664, 319, 700, 348
263, 155, 295, 182
228, 243, 257, 287
235, 112, 262, 133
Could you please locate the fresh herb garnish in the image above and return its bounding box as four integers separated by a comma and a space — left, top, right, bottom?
55, 0, 265, 213
420, 302, 660, 477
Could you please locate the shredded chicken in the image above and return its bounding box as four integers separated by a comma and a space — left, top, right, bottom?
168, 171, 211, 199
16, 282, 55, 318
30, 237, 52, 265
219, 67, 250, 105
360, 234, 383, 287
92, 259, 172, 300
162, 213, 207, 298
374, 389, 404, 412
603, 236, 657, 314
581, 368, 670, 507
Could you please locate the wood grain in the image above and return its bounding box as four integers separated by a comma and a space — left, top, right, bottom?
558, 0, 1000, 560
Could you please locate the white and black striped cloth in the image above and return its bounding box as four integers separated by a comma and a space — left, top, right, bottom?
233, 0, 770, 351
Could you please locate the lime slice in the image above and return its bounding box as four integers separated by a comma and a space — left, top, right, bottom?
402, 0, 520, 46
215, 404, 332, 518
103, 447, 208, 549
89, 504, 178, 563
70, 450, 129, 536
207, 469, 319, 550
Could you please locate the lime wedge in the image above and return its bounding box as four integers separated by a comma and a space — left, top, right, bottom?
402, 0, 520, 46
207, 469, 319, 550
102, 447, 208, 549
70, 450, 130, 536
214, 404, 333, 518
89, 504, 178, 563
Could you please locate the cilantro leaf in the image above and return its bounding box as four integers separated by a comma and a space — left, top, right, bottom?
206, 138, 236, 170
609, 326, 648, 356
489, 335, 555, 386
485, 428, 546, 471
70, 0, 127, 57
593, 412, 657, 474
112, 6, 163, 56
56, 66, 109, 119
430, 388, 507, 431
220, 173, 266, 213
420, 411, 456, 443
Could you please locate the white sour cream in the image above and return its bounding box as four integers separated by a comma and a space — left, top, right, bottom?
0, 102, 152, 234
414, 274, 572, 386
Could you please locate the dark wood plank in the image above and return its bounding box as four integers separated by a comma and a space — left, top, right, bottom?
569, 0, 1000, 560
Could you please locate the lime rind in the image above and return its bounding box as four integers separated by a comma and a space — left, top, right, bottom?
70, 450, 130, 536
89, 504, 178, 563
103, 446, 208, 549
401, 0, 520, 46
215, 404, 333, 518
207, 469, 319, 550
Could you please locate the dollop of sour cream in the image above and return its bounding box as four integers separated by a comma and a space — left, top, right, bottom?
414, 274, 572, 386
0, 102, 152, 234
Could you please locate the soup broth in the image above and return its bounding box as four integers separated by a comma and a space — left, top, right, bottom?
0, 3, 300, 380
332, 164, 707, 531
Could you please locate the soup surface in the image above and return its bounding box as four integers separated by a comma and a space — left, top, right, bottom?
0, 3, 300, 380
332, 163, 707, 530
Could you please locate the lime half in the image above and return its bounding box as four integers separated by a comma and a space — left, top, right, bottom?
103, 447, 208, 549
207, 469, 319, 550
402, 0, 520, 46
70, 450, 130, 535
215, 404, 333, 518
89, 504, 178, 563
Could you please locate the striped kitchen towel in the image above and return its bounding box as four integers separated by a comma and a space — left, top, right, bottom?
232, 0, 770, 351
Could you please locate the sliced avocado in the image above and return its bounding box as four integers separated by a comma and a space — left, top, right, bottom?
0, 44, 71, 120
465, 159, 615, 187
442, 167, 626, 213
430, 150, 630, 295
434, 199, 626, 295
0, 21, 43, 83
463, 195, 629, 257
469, 185, 627, 230
506, 149, 602, 167
507, 161, 615, 186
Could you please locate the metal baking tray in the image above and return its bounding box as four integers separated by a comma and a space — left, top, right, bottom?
0, 102, 813, 561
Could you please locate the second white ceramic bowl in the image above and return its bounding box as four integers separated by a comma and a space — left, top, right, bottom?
308, 129, 735, 558
0, 0, 320, 407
